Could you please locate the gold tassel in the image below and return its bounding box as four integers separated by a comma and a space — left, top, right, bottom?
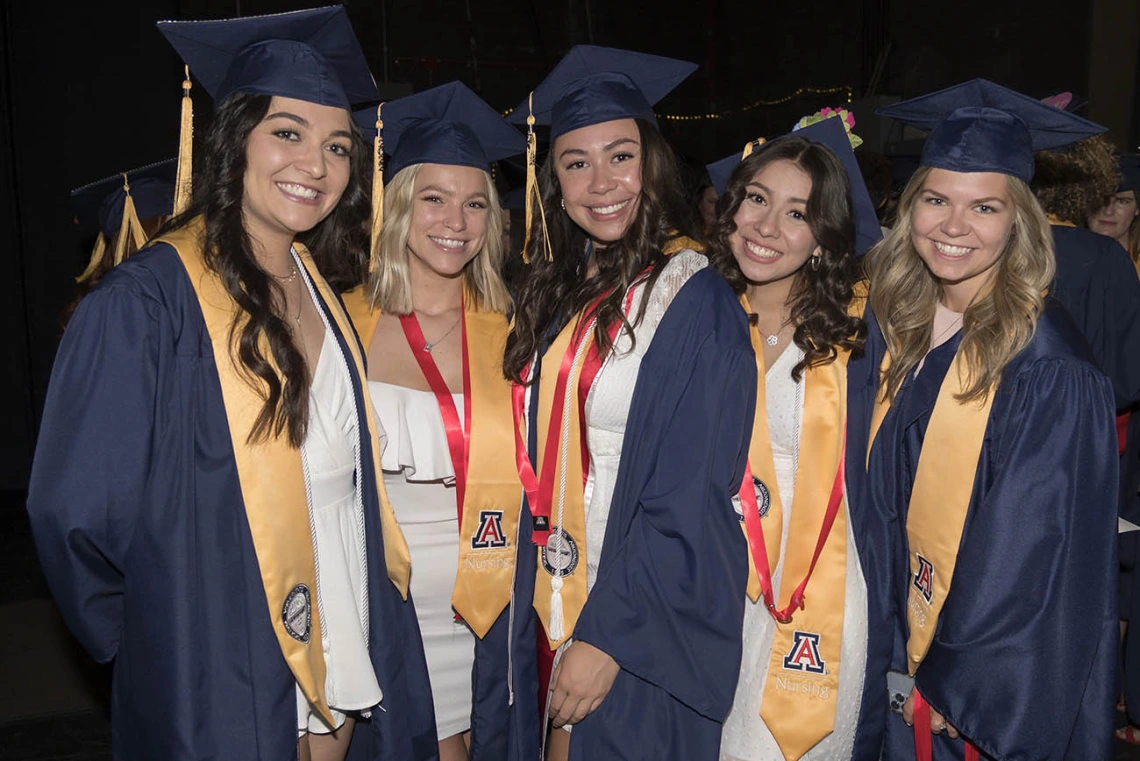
368, 103, 384, 275
174, 66, 193, 215
112, 174, 148, 267
75, 234, 108, 284
521, 92, 552, 263
740, 136, 766, 161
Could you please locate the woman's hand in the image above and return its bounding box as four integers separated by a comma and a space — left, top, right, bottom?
548, 641, 620, 728
902, 689, 960, 739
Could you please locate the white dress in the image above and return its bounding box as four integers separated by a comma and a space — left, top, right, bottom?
368, 382, 475, 741
719, 345, 869, 761
295, 324, 385, 735
581, 249, 711, 592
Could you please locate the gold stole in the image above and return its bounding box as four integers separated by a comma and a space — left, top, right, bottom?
343, 290, 522, 638
162, 220, 411, 726
530, 313, 594, 649
868, 339, 995, 674
740, 294, 849, 761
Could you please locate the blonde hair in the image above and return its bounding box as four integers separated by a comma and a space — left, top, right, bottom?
366, 164, 511, 315
866, 166, 1055, 403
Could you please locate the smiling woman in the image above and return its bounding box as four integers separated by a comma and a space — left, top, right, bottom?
25, 7, 437, 761
502, 46, 757, 761
341, 81, 526, 761
860, 80, 1118, 761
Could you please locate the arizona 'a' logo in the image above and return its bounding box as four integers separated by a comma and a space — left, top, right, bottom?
471, 510, 508, 549
913, 554, 934, 604
783, 631, 825, 674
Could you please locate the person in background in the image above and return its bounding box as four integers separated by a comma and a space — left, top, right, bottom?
64, 159, 176, 325
697, 179, 719, 232
1089, 153, 1140, 268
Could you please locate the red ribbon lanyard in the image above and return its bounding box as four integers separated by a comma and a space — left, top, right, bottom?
399, 308, 472, 529
912, 689, 980, 761
511, 278, 643, 546
738, 433, 846, 624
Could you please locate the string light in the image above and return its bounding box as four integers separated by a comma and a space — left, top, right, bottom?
500, 84, 853, 121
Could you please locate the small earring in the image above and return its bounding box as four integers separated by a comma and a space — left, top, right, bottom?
560, 198, 566, 211
810, 254, 820, 271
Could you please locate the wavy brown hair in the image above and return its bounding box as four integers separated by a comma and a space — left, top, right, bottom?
867, 166, 1054, 403
503, 119, 697, 383
1032, 135, 1120, 224
706, 137, 866, 379
156, 93, 371, 446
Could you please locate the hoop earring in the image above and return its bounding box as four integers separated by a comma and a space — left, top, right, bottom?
810, 254, 820, 271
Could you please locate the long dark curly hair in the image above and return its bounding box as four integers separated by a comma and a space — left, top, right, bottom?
706, 137, 865, 379
157, 93, 371, 446
503, 119, 697, 383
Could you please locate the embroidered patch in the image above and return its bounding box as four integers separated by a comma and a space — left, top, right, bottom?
471, 509, 509, 550
733, 476, 772, 522
783, 630, 826, 674
913, 554, 935, 605
541, 527, 579, 576
282, 584, 312, 643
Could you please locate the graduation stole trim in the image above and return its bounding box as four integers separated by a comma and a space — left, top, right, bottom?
165, 221, 412, 727
513, 284, 640, 648
738, 293, 849, 761
868, 338, 996, 675
342, 289, 520, 638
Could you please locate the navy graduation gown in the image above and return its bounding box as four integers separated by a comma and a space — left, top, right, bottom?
511, 266, 756, 760
27, 243, 437, 761
865, 303, 1118, 761
1050, 225, 1140, 410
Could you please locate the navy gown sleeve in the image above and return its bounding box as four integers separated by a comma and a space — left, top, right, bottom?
26, 279, 162, 663
1087, 237, 1140, 409
915, 359, 1118, 761
570, 269, 755, 757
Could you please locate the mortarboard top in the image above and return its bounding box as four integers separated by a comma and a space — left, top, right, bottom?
355, 81, 525, 177
1117, 154, 1140, 193
508, 45, 697, 139
876, 79, 1106, 183
705, 114, 883, 255
71, 159, 177, 239
157, 6, 377, 109
500, 188, 526, 211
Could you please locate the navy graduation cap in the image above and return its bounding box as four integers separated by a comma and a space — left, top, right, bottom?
1118, 154, 1140, 193
157, 5, 377, 109
500, 188, 526, 211
70, 159, 178, 282
508, 45, 697, 139
356, 81, 526, 177
71, 159, 177, 238
706, 114, 882, 256
877, 79, 1105, 183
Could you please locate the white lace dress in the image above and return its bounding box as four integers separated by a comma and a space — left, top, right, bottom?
719, 345, 868, 761
368, 382, 475, 741
295, 324, 385, 735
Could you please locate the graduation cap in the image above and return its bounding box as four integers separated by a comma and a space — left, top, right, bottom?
356, 81, 525, 177
1118, 154, 1140, 193
157, 6, 376, 108
705, 114, 882, 256
70, 159, 177, 282
508, 44, 697, 139
354, 81, 526, 273
877, 79, 1106, 182
157, 6, 377, 214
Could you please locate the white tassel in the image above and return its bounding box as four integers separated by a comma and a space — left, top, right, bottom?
548, 575, 565, 641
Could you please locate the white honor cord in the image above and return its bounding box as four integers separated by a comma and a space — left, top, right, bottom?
548, 316, 598, 641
